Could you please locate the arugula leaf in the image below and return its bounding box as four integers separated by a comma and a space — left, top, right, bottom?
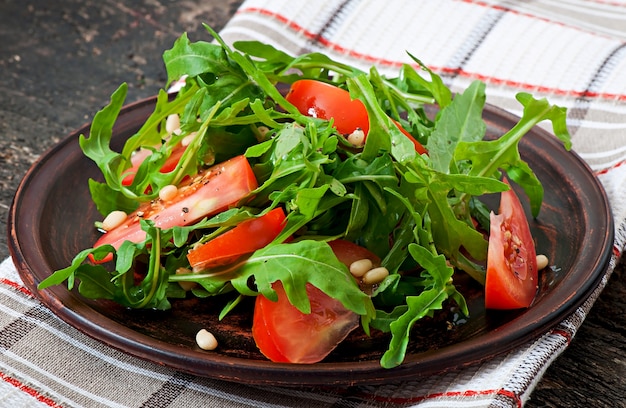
455, 93, 570, 216
79, 83, 128, 177
163, 32, 262, 108
79, 83, 132, 213
245, 241, 373, 316
38, 246, 104, 290
204, 25, 299, 116
347, 74, 417, 164
88, 179, 138, 220
121, 89, 191, 159
232, 40, 297, 73
405, 52, 452, 108
234, 40, 364, 82
379, 243, 466, 368
75, 264, 117, 299
426, 80, 486, 173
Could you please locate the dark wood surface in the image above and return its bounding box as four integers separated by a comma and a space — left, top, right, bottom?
1, 1, 625, 406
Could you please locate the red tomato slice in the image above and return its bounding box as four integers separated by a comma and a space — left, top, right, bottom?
122, 143, 187, 186
187, 207, 287, 270
286, 79, 369, 136
485, 179, 538, 309
285, 79, 427, 154
252, 281, 359, 364
252, 239, 378, 364
93, 155, 257, 262
251, 288, 291, 363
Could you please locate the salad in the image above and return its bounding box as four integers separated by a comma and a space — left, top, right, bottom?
38, 25, 571, 369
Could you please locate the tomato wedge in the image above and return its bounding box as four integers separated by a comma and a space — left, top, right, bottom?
252, 281, 359, 364
93, 155, 257, 262
485, 179, 538, 309
187, 207, 287, 270
252, 239, 378, 364
285, 79, 427, 154
122, 143, 187, 186
252, 291, 290, 362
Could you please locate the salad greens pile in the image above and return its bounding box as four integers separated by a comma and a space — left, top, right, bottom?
38, 25, 571, 368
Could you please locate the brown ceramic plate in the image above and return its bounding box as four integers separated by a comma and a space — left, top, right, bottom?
8, 96, 613, 386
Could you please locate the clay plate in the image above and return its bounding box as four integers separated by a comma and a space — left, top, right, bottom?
8, 96, 614, 386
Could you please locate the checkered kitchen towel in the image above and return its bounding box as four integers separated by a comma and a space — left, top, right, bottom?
3, 1, 626, 407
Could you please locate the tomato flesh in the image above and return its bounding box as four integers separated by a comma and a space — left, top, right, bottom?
252, 239, 378, 364
286, 79, 370, 136
327, 239, 380, 267
251, 293, 291, 362
485, 179, 538, 309
285, 79, 427, 154
187, 207, 287, 270
252, 281, 359, 364
93, 155, 257, 262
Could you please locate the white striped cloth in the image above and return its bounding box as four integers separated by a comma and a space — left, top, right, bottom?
3, 1, 626, 407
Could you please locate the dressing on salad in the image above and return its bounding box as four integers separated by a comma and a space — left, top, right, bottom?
38, 25, 571, 368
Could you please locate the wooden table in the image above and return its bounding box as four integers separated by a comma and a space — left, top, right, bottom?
1, 1, 624, 406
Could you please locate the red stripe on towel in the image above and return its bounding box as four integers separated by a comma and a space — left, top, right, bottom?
0, 371, 62, 407
0, 278, 33, 297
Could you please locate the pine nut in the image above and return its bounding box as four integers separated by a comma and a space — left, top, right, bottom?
362, 266, 389, 285
159, 184, 178, 201
166, 114, 180, 134
175, 267, 197, 291
257, 125, 270, 137
347, 128, 365, 147
536, 254, 549, 270
181, 132, 197, 147
349, 258, 373, 278
101, 210, 127, 231
196, 329, 218, 351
